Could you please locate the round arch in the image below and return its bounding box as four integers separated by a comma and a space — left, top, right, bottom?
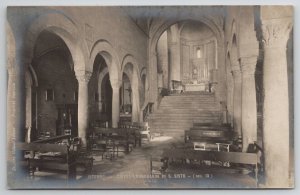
121, 55, 141, 123
148, 17, 226, 104
28, 65, 38, 87
89, 40, 121, 87
150, 17, 224, 54
23, 13, 86, 73
90, 40, 121, 128
231, 34, 239, 67
97, 67, 109, 104
121, 54, 141, 80
140, 67, 147, 80
230, 20, 239, 66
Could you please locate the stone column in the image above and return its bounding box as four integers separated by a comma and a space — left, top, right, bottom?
76, 71, 92, 147
241, 56, 258, 152
13, 66, 26, 178
131, 70, 140, 123
261, 16, 293, 187
111, 78, 121, 128
149, 51, 158, 103
157, 31, 169, 89
167, 25, 181, 90
25, 72, 32, 130
7, 65, 17, 176
168, 42, 181, 82
226, 57, 234, 126
231, 64, 242, 138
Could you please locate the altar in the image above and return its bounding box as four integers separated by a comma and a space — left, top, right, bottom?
184, 83, 207, 91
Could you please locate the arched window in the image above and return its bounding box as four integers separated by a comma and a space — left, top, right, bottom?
196, 47, 202, 58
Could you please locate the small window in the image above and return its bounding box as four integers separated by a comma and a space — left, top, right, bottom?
45, 89, 54, 101
196, 47, 202, 58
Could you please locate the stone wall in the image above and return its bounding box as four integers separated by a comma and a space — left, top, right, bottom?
34, 50, 78, 136
7, 6, 149, 136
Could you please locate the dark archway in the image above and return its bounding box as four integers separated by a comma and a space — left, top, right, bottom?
156, 20, 218, 93
89, 54, 112, 127
31, 30, 78, 140
101, 73, 113, 126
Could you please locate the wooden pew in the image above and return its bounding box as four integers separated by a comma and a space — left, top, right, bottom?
119, 122, 150, 145
118, 122, 144, 146
90, 127, 137, 158
150, 148, 262, 187
185, 129, 233, 142
33, 135, 71, 143
184, 123, 234, 152
16, 142, 77, 180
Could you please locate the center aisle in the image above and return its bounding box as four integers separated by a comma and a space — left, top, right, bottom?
78, 136, 256, 189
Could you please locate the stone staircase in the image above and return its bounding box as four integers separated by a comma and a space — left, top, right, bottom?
148, 92, 222, 139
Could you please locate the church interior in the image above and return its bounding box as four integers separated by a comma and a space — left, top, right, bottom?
6, 6, 294, 189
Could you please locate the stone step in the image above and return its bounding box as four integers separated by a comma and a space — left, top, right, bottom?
151, 110, 221, 114
157, 109, 219, 112
160, 105, 217, 108
150, 122, 220, 127
192, 123, 231, 127
162, 96, 215, 101
159, 105, 219, 109
161, 99, 215, 102
148, 93, 222, 138
149, 113, 221, 117
149, 115, 221, 121
166, 93, 214, 96
161, 97, 216, 100
149, 115, 221, 119
160, 103, 216, 106
190, 127, 232, 131
162, 96, 215, 99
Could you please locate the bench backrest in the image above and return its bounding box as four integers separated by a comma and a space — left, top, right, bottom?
93, 127, 139, 137
185, 130, 233, 142
162, 149, 259, 165
190, 126, 232, 131
33, 135, 71, 144
16, 142, 69, 154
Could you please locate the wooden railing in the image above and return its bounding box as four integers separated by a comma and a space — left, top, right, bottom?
142, 102, 154, 121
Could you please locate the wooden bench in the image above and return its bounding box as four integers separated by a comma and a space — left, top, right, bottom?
150, 148, 262, 187
119, 122, 145, 146
119, 122, 151, 144
185, 123, 234, 152
16, 142, 77, 180
89, 127, 138, 158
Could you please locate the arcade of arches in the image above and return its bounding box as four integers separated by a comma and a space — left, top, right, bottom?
7, 6, 293, 188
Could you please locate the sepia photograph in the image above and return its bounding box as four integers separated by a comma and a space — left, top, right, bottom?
6, 5, 294, 189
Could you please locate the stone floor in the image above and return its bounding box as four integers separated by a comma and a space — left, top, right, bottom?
19, 135, 260, 189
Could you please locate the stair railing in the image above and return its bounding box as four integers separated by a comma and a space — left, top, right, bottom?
143, 102, 154, 121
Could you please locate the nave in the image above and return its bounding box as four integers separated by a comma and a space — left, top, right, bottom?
19, 136, 259, 189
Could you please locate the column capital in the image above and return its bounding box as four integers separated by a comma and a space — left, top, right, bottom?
168, 41, 178, 48
240, 56, 258, 76
110, 78, 122, 89
231, 64, 241, 76
75, 70, 92, 84
262, 17, 293, 49
231, 65, 242, 81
